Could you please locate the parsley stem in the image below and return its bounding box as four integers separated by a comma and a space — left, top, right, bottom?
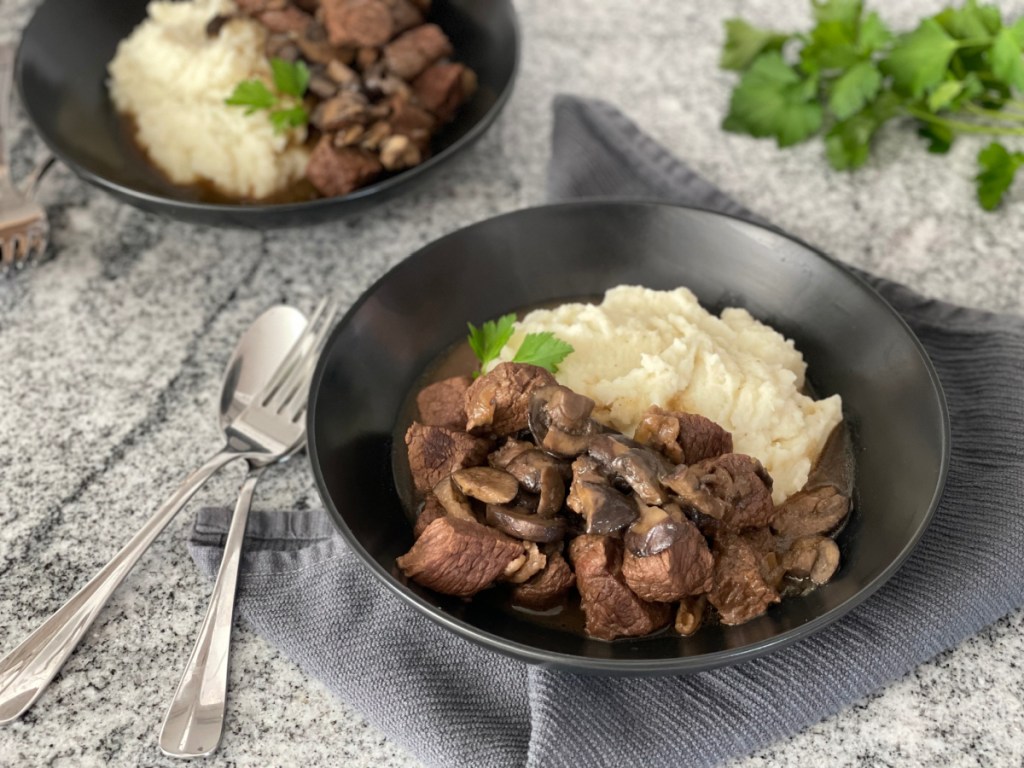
963, 104, 1024, 123
953, 36, 992, 48
907, 107, 1024, 137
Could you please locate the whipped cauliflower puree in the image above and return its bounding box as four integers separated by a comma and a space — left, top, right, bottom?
108, 0, 309, 199
497, 286, 843, 504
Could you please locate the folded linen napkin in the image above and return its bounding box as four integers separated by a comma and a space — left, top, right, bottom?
190, 95, 1024, 768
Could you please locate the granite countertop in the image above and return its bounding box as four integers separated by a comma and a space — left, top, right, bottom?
3, 0, 1024, 765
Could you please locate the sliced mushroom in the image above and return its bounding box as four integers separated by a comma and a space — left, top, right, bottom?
505, 449, 567, 517
781, 536, 840, 585
485, 505, 567, 543
431, 476, 474, 521
674, 595, 707, 637
502, 542, 548, 584
586, 433, 639, 465
451, 466, 519, 504
488, 437, 534, 469
607, 448, 672, 505
528, 385, 599, 458
624, 501, 688, 557
566, 481, 637, 535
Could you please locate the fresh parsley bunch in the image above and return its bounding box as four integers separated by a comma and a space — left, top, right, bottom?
721, 0, 1024, 210
467, 314, 574, 377
225, 58, 310, 133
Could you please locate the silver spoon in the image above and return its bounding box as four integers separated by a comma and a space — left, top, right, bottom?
159, 308, 308, 758
0, 304, 311, 724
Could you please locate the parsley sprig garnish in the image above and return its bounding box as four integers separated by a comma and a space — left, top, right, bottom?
721, 0, 1024, 210
225, 58, 310, 133
467, 314, 574, 377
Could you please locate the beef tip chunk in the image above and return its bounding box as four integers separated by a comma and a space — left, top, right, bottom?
258, 6, 313, 33
405, 422, 492, 496
397, 517, 524, 597
621, 517, 713, 602
634, 405, 733, 465
383, 23, 453, 80
511, 551, 576, 610
413, 62, 477, 122
707, 532, 780, 625
663, 453, 775, 532
771, 485, 850, 538
306, 139, 382, 197
464, 362, 557, 437
234, 0, 277, 14
780, 535, 840, 585
412, 493, 446, 538
387, 97, 436, 149
416, 375, 471, 429
569, 535, 671, 640
321, 0, 393, 47
382, 0, 424, 34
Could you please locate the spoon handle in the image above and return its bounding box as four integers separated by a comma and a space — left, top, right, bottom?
0, 448, 242, 726
159, 467, 262, 758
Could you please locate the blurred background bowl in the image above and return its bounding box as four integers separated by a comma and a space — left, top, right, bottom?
15, 0, 518, 228
307, 201, 950, 675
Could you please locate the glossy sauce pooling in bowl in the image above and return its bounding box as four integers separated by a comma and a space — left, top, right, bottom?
392, 341, 854, 642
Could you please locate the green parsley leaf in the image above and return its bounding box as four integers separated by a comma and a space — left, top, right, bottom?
856, 11, 892, 55
976, 141, 1024, 210
800, 20, 860, 73
512, 333, 575, 374
935, 0, 1002, 40
825, 91, 899, 169
828, 60, 882, 119
811, 0, 862, 31
723, 52, 823, 147
270, 58, 310, 98
989, 27, 1024, 90
917, 122, 955, 153
883, 18, 960, 97
467, 314, 516, 375
926, 78, 964, 111
225, 80, 275, 114
1011, 17, 1024, 47
269, 105, 309, 133
721, 19, 790, 72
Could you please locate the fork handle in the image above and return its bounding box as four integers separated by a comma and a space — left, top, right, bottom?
0, 447, 246, 725
160, 467, 262, 758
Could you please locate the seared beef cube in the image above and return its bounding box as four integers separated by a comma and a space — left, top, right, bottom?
413, 62, 477, 122
707, 532, 780, 625
405, 422, 492, 496
321, 0, 394, 47
780, 535, 840, 585
258, 6, 313, 33
382, 0, 424, 34
634, 405, 733, 465
771, 485, 850, 538
397, 517, 524, 597
235, 0, 276, 14
464, 362, 557, 437
383, 23, 453, 80
412, 492, 446, 538
306, 139, 382, 197
416, 375, 471, 429
388, 97, 436, 149
569, 535, 671, 640
621, 517, 713, 602
663, 453, 775, 532
511, 551, 575, 610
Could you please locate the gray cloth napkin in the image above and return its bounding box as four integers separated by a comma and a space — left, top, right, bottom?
189, 95, 1024, 768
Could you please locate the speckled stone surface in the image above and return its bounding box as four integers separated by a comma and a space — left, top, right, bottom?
2, 0, 1024, 766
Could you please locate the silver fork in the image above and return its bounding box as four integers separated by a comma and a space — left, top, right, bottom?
0, 42, 49, 274
0, 297, 338, 725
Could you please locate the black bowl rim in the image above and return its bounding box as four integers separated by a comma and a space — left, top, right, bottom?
307, 199, 951, 674
14, 0, 521, 218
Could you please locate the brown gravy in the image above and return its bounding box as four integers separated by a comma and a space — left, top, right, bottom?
392, 333, 854, 640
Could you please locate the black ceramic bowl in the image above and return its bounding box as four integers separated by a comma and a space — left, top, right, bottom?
307, 201, 949, 675
15, 0, 518, 228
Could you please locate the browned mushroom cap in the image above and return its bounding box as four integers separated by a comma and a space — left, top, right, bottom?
624, 501, 688, 557
488, 438, 534, 469
502, 542, 548, 584
586, 433, 640, 464
528, 385, 599, 458
431, 476, 475, 521
485, 505, 567, 543
566, 481, 638, 535
505, 449, 567, 517
781, 535, 840, 585
675, 595, 707, 637
607, 448, 673, 505
451, 467, 519, 504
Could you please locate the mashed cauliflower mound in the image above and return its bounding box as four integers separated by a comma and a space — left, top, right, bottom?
498, 286, 843, 504
108, 0, 309, 200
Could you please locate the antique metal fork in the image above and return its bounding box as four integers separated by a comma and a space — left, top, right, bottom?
0, 42, 49, 274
